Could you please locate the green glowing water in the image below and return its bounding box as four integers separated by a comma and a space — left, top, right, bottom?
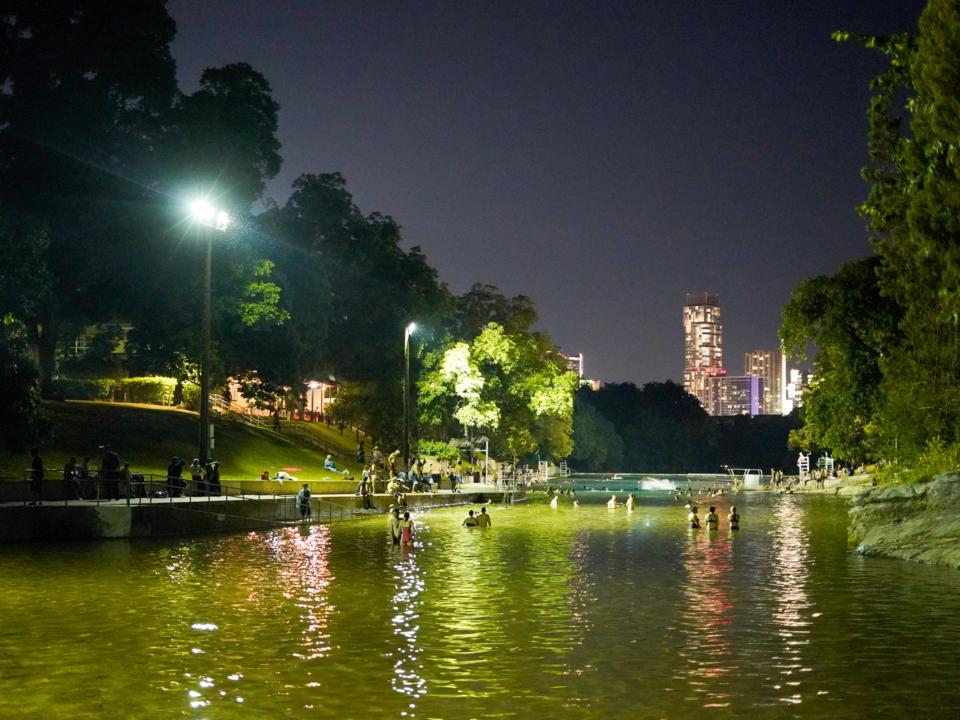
2, 491, 959, 719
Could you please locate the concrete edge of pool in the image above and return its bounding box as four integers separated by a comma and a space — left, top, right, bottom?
0, 490, 517, 541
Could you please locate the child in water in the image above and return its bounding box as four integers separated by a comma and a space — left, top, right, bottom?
400, 512, 414, 546
607, 494, 618, 509
729, 506, 740, 531
688, 506, 701, 529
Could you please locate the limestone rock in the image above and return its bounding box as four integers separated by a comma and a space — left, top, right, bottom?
849, 473, 960, 569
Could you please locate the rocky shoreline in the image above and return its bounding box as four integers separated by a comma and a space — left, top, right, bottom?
848, 472, 960, 569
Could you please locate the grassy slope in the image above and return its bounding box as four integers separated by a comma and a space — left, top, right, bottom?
0, 401, 363, 482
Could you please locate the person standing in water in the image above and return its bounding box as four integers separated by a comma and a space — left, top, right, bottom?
729, 506, 740, 531
705, 506, 719, 531
388, 508, 402, 544
688, 505, 701, 529
462, 509, 478, 527
400, 511, 415, 546
476, 506, 492, 527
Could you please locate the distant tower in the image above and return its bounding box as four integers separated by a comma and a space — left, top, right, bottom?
744, 348, 783, 414
683, 292, 724, 414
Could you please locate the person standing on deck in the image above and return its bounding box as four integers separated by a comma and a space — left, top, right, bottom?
296, 483, 312, 519
29, 448, 44, 505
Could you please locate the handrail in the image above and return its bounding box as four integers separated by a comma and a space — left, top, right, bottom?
9, 470, 352, 520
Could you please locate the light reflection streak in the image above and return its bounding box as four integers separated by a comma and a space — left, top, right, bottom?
175, 526, 336, 714
265, 525, 336, 663
390, 545, 427, 713
679, 519, 736, 706
770, 498, 811, 706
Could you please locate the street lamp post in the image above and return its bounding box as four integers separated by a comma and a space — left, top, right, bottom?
189, 199, 231, 467
403, 322, 417, 475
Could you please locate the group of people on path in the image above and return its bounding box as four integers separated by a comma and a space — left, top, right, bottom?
25, 446, 225, 505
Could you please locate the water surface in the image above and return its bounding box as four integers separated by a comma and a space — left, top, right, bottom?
1, 491, 958, 719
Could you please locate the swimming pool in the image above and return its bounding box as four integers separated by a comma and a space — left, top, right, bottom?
1, 491, 957, 718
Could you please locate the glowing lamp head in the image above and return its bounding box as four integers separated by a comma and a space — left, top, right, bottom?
189, 198, 216, 224
406, 322, 417, 335
189, 198, 231, 232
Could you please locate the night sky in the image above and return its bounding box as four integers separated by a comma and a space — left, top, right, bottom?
167, 0, 922, 384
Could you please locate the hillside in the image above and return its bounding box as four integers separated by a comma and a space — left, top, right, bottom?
0, 401, 364, 482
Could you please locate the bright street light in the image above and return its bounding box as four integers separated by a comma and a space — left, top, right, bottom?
189, 198, 231, 232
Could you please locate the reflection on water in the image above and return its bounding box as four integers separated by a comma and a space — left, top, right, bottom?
678, 523, 735, 707
390, 543, 427, 714
2, 493, 960, 719
770, 497, 812, 707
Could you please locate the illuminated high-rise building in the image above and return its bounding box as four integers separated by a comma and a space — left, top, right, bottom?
683, 292, 725, 413
744, 349, 783, 414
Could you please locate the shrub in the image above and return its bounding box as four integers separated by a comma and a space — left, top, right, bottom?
51, 378, 115, 401
875, 436, 960, 486
416, 439, 461, 462
182, 382, 201, 410
115, 376, 177, 406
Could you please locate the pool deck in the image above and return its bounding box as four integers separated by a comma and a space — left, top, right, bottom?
0, 486, 520, 542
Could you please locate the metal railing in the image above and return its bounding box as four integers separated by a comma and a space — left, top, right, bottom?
9, 470, 347, 519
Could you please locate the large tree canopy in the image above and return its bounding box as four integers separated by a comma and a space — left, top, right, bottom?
796, 1, 960, 467
780, 256, 901, 462
418, 322, 577, 460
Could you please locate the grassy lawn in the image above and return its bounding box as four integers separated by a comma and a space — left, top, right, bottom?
0, 401, 364, 482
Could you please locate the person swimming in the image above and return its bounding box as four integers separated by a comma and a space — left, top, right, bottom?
729, 506, 740, 531
688, 506, 701, 529
705, 505, 719, 531
625, 493, 635, 511
607, 494, 617, 509
550, 495, 559, 509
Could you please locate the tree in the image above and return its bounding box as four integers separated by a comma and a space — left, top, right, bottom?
570, 392, 624, 470
456, 283, 538, 338
123, 62, 286, 392
583, 381, 714, 471
833, 2, 960, 460
418, 322, 577, 460
780, 256, 901, 462
0, 318, 45, 452
0, 2, 180, 394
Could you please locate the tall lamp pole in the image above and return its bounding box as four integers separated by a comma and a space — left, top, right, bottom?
189, 199, 231, 467
403, 322, 417, 474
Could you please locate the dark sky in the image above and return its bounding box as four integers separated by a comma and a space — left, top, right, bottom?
167, 0, 922, 384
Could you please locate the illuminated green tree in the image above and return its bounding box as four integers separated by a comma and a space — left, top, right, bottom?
418, 323, 577, 460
